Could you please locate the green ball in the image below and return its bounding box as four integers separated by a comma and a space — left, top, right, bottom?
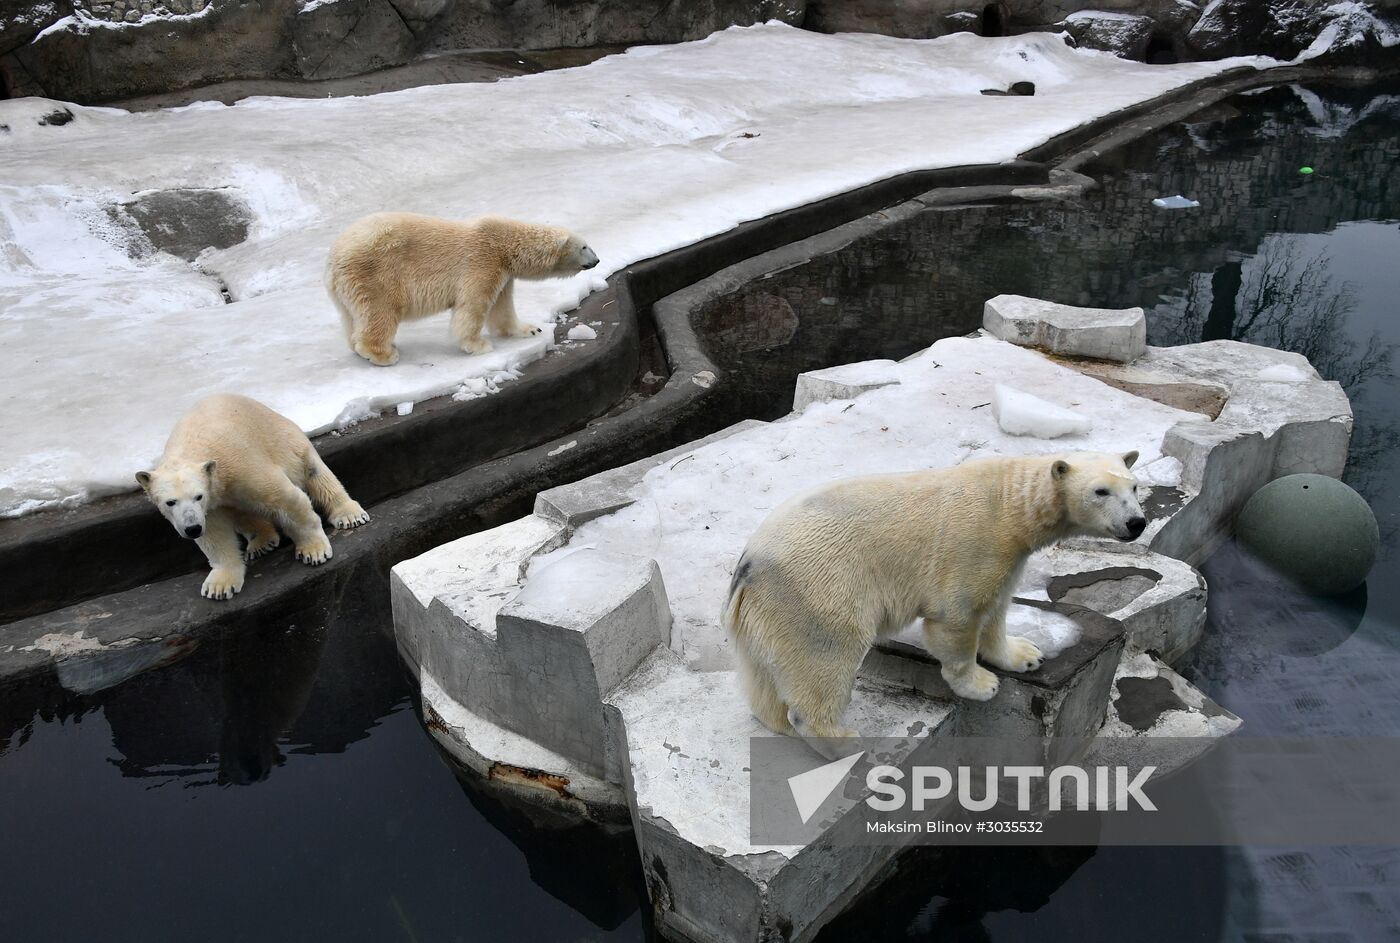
1299, 166, 1315, 175
1236, 474, 1379, 595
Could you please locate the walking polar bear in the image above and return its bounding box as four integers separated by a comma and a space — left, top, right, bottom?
136, 394, 370, 600
723, 451, 1145, 759
325, 212, 600, 366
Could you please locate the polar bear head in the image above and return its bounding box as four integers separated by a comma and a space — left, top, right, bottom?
495, 218, 599, 279
1053, 451, 1146, 542
136, 460, 216, 539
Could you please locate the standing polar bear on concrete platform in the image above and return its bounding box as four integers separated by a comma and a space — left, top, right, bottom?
325, 212, 600, 366
137, 394, 370, 600
723, 451, 1145, 759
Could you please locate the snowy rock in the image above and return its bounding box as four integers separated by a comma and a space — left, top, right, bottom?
1188, 0, 1399, 64
110, 188, 252, 262
1064, 10, 1156, 60
992, 384, 1093, 438
984, 294, 1147, 363
0, 0, 66, 56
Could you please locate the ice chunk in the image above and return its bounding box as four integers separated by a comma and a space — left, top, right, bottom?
1152, 195, 1200, 209
396, 402, 414, 416
567, 323, 598, 341
1005, 604, 1082, 659
992, 384, 1091, 438
1135, 455, 1183, 488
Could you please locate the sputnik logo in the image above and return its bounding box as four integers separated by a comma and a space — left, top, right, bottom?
787, 751, 864, 824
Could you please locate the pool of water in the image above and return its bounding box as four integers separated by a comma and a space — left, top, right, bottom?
2, 81, 1397, 942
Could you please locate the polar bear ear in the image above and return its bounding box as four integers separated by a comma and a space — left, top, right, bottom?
1051, 459, 1070, 480
135, 470, 153, 491
202, 460, 217, 479
1122, 450, 1139, 469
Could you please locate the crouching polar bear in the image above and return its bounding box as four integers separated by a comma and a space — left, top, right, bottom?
723, 451, 1145, 759
325, 212, 600, 366
137, 394, 370, 600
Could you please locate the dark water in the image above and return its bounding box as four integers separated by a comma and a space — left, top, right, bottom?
2, 82, 1398, 942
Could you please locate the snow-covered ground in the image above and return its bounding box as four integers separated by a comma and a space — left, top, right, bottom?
0, 23, 1260, 517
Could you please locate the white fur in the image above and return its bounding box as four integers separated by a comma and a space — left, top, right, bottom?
723, 451, 1143, 759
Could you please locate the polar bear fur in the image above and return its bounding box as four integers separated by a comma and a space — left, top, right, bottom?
325, 212, 600, 366
723, 451, 1144, 759
136, 394, 370, 600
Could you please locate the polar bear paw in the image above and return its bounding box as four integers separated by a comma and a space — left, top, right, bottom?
503, 322, 542, 338
354, 342, 399, 367
460, 337, 493, 355
985, 636, 1044, 673
243, 532, 281, 561
330, 502, 370, 530
945, 664, 1000, 701
295, 534, 333, 566
202, 568, 245, 600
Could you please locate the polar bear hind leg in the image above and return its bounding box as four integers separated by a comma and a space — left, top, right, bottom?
736, 642, 794, 736
303, 451, 370, 530
264, 474, 333, 565
229, 508, 281, 560
778, 639, 865, 761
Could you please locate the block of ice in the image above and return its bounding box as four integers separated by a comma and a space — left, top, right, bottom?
992, 384, 1092, 438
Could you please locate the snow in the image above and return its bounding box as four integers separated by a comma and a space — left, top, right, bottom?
1297, 2, 1400, 62
530, 335, 1197, 670
992, 384, 1093, 438
0, 24, 1262, 517
566, 323, 598, 341
1152, 194, 1201, 208
1257, 363, 1312, 382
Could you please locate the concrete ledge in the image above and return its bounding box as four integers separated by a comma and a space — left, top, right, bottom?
983, 294, 1146, 364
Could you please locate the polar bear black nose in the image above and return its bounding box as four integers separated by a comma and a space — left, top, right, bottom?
1127, 517, 1147, 538
185, 524, 203, 538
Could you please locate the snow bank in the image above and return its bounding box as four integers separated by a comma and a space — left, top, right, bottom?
0, 24, 1259, 516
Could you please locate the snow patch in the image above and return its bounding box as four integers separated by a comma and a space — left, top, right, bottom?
567, 323, 598, 341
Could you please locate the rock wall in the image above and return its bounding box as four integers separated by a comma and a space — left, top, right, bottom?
2, 1, 1398, 106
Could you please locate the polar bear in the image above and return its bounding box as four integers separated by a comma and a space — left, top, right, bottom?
136, 394, 370, 600
325, 212, 600, 366
723, 451, 1144, 759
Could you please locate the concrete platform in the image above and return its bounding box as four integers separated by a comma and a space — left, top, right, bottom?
392, 307, 1352, 941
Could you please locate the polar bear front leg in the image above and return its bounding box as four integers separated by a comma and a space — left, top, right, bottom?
196, 509, 246, 600
450, 272, 504, 355
923, 614, 1000, 701
486, 280, 541, 339
978, 603, 1044, 674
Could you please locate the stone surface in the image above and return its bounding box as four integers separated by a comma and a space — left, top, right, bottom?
110, 188, 253, 261
289, 0, 417, 81
983, 293, 1147, 363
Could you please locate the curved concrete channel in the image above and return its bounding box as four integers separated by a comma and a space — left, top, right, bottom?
0, 60, 1373, 686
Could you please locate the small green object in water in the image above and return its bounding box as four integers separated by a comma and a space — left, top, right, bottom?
1236, 474, 1378, 595
1299, 166, 1315, 174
